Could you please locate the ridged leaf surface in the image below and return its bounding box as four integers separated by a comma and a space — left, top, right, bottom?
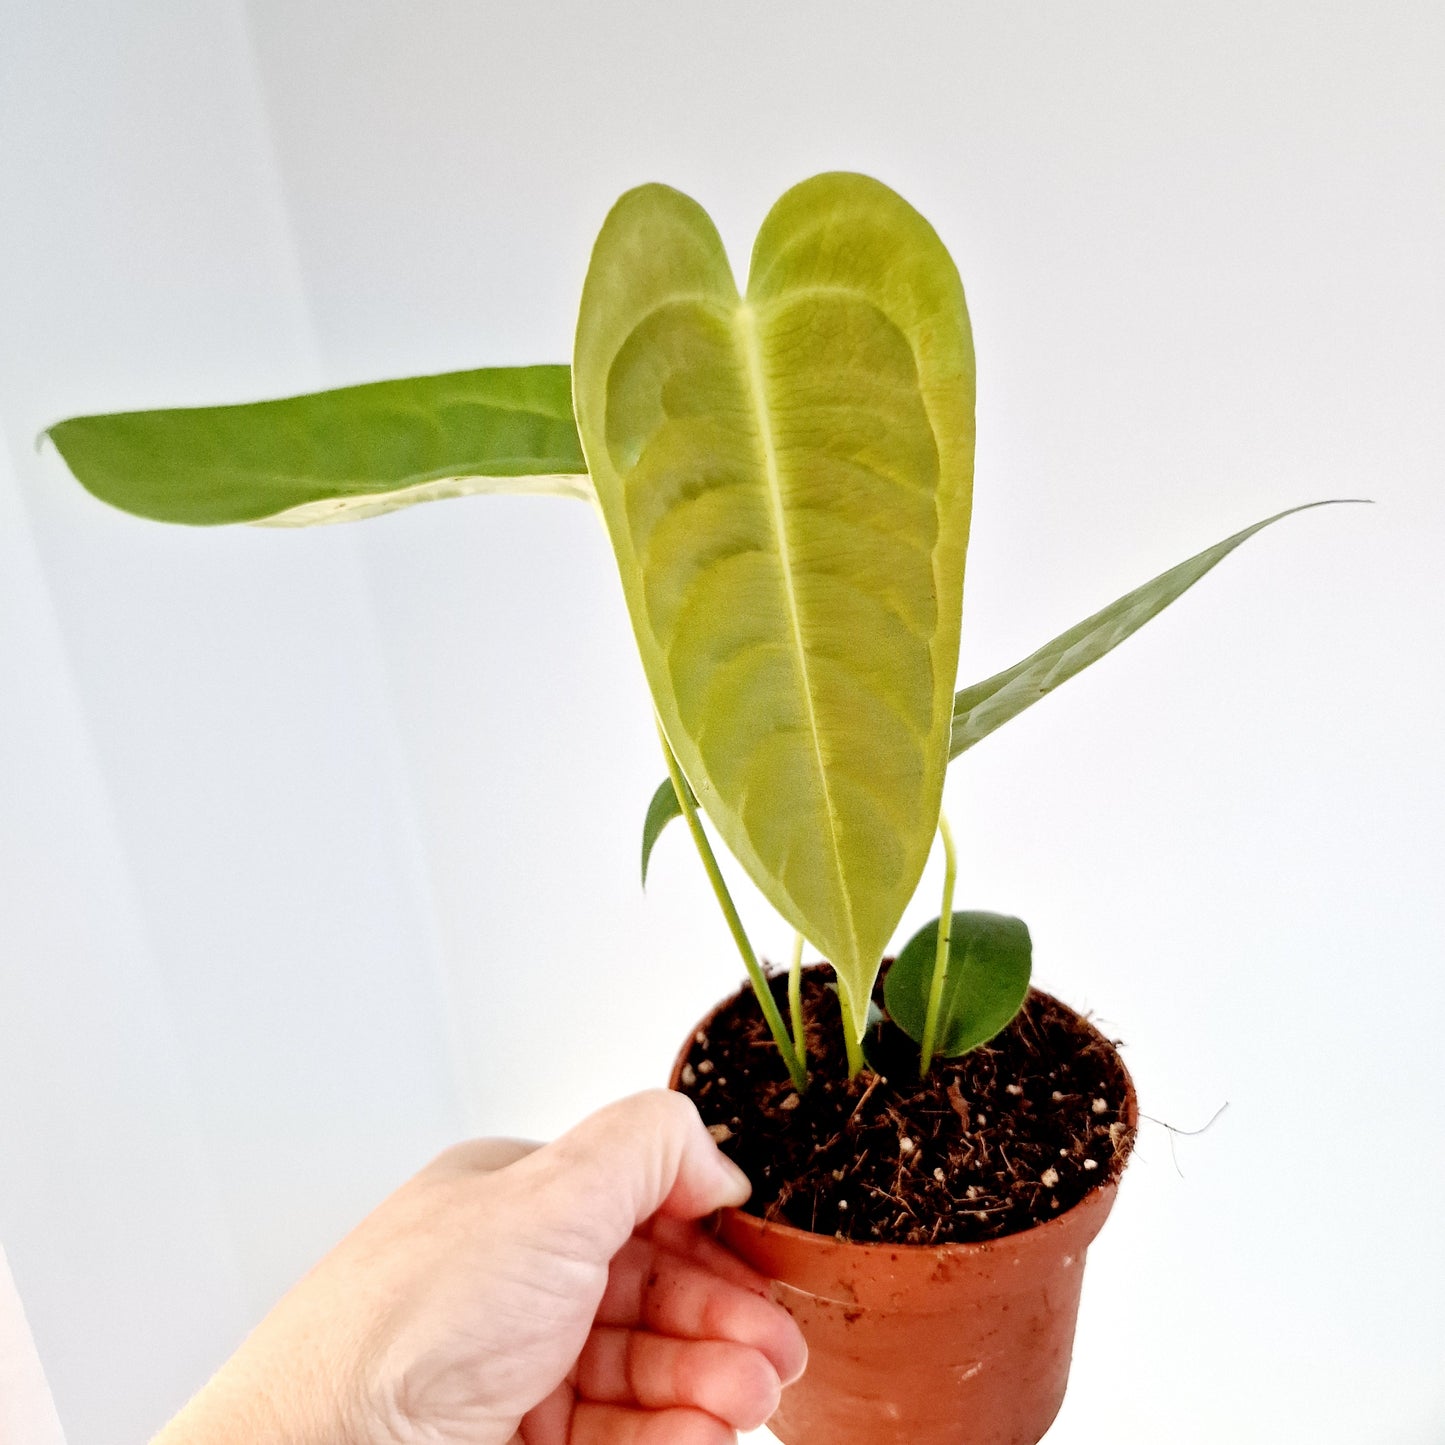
575, 174, 975, 1029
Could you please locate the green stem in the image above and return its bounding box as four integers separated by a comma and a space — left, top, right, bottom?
788, 931, 807, 1077
841, 991, 867, 1079
658, 724, 808, 1092
918, 812, 958, 1079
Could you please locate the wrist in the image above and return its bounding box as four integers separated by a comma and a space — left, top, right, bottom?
151, 1338, 364, 1445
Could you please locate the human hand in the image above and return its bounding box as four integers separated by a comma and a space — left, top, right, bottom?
154, 1090, 806, 1445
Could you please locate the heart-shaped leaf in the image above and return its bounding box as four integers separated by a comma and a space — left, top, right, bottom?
575, 174, 975, 1035
884, 911, 1032, 1057
46, 364, 589, 525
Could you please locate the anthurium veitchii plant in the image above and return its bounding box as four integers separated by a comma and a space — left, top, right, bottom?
47, 172, 1357, 1092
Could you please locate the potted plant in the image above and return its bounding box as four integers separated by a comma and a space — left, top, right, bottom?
47, 172, 1352, 1445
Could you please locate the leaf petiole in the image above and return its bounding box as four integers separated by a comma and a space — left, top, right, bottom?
658, 723, 808, 1093
789, 931, 807, 1079
840, 996, 867, 1080
918, 813, 958, 1078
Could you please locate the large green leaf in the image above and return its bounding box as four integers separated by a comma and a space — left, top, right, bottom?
46, 364, 590, 525
948, 500, 1359, 757
575, 174, 975, 1035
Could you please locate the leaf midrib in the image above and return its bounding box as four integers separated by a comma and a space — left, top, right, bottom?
734, 299, 860, 976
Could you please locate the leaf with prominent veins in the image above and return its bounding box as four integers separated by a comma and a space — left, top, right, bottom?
46, 364, 590, 525
575, 174, 975, 1032
734, 296, 862, 963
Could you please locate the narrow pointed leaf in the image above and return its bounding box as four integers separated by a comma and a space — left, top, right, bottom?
640, 776, 686, 887
575, 174, 975, 1034
884, 911, 1032, 1057
46, 363, 590, 526
950, 500, 1362, 758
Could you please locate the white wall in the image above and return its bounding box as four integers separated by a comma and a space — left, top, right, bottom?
0, 1245, 64, 1445
2, 3, 1441, 1442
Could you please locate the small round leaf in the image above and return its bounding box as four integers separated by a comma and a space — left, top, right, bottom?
884, 911, 1032, 1057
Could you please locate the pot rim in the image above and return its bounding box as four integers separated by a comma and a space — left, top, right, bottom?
671, 976, 1138, 1264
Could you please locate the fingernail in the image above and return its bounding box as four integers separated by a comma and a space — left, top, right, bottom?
715, 1153, 752, 1205
784, 1332, 809, 1384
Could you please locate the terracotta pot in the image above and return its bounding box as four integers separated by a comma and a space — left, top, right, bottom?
669, 988, 1136, 1445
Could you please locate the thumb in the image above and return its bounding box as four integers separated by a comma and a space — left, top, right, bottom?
514, 1090, 752, 1261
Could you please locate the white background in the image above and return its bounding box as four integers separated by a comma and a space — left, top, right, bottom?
1, 3, 1441, 1442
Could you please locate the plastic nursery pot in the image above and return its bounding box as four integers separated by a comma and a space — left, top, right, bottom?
668, 988, 1137, 1445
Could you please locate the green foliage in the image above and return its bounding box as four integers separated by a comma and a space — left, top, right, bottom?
884, 912, 1032, 1060
574, 174, 975, 1039
640, 777, 686, 887
45, 171, 1359, 1087
948, 500, 1361, 758
638, 500, 1357, 865
47, 364, 589, 525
